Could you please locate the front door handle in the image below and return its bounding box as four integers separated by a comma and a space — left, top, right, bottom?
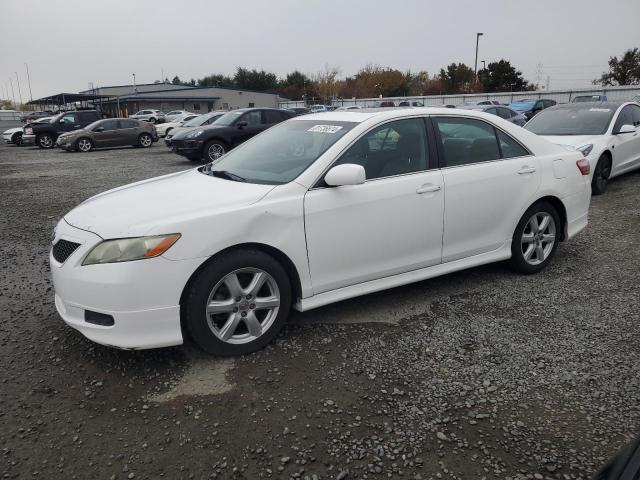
416, 184, 441, 194
518, 166, 536, 175
73, 124, 81, 128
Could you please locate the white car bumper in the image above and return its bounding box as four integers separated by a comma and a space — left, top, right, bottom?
50, 220, 204, 349
2, 132, 13, 143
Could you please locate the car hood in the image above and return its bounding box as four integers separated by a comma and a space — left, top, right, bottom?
171, 124, 226, 139
64, 168, 275, 238
3, 127, 23, 134
539, 134, 602, 148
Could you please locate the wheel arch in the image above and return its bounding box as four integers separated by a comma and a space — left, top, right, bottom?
529, 195, 568, 241
178, 242, 303, 335
11, 131, 22, 143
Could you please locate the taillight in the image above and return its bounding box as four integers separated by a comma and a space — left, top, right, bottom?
576, 158, 590, 175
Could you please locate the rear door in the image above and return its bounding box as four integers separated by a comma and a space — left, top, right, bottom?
433, 116, 541, 262
119, 119, 140, 144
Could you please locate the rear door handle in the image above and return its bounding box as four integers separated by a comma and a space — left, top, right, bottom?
518, 166, 536, 175
416, 184, 441, 194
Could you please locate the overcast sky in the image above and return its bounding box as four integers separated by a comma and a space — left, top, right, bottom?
1, 0, 638, 101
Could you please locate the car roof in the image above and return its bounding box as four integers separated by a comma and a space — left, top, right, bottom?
289, 106, 509, 124
457, 104, 510, 111
551, 101, 625, 110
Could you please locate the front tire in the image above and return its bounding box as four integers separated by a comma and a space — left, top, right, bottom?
204, 140, 227, 162
12, 132, 23, 146
591, 154, 611, 196
138, 133, 153, 148
36, 133, 54, 149
148, 117, 157, 124
76, 137, 93, 152
183, 250, 292, 356
510, 201, 560, 274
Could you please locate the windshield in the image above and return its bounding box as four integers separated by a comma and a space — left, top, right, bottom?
573, 96, 600, 102
84, 120, 103, 130
525, 106, 615, 135
214, 111, 247, 126
203, 120, 357, 184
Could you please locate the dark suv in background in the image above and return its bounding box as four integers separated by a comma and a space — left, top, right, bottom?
170, 108, 295, 162
23, 110, 103, 148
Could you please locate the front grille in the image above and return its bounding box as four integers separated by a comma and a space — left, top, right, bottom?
52, 239, 81, 264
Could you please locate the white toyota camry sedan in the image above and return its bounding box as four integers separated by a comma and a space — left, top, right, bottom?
51, 108, 591, 356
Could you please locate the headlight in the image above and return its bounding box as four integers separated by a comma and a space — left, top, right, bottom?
185, 129, 204, 139
82, 234, 181, 265
25, 128, 33, 134
577, 144, 594, 156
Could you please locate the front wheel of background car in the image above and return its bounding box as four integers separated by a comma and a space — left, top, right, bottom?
183, 249, 292, 356
36, 133, 54, 149
204, 140, 227, 162
510, 201, 560, 274
76, 137, 93, 152
148, 118, 156, 124
12, 132, 23, 146
591, 154, 611, 196
138, 133, 153, 148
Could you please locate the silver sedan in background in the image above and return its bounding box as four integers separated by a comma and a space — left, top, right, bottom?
457, 104, 528, 126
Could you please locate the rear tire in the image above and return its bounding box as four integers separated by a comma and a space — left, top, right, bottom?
510, 201, 560, 274
591, 154, 611, 196
36, 133, 54, 149
138, 133, 153, 148
183, 250, 292, 356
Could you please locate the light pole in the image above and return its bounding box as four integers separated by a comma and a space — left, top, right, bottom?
25, 63, 33, 102
15, 72, 23, 108
9, 78, 16, 109
474, 32, 484, 80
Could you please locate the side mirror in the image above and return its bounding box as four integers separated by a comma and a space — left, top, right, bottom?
236, 121, 248, 129
94, 126, 105, 132
615, 124, 636, 135
324, 164, 366, 187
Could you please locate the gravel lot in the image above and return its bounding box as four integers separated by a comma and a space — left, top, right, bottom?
1, 120, 639, 480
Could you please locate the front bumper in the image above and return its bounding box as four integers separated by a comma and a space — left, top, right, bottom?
50, 220, 204, 349
2, 133, 14, 143
22, 134, 36, 146
170, 139, 203, 158
56, 136, 74, 150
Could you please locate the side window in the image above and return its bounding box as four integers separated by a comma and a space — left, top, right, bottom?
100, 120, 119, 131
60, 113, 77, 124
497, 130, 529, 158
334, 118, 428, 180
534, 101, 545, 110
545, 100, 557, 108
435, 117, 500, 167
629, 105, 640, 126
497, 107, 512, 119
264, 110, 282, 124
613, 106, 634, 133
485, 107, 498, 116
121, 119, 138, 128
240, 111, 261, 126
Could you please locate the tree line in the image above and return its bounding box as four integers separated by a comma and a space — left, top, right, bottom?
161, 47, 640, 104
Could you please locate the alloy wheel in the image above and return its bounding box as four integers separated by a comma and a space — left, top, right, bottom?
207, 143, 225, 161
205, 268, 280, 344
77, 139, 92, 152
39, 135, 53, 148
521, 212, 556, 266
594, 160, 610, 192
140, 135, 152, 147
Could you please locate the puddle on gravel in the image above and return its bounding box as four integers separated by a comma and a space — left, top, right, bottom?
148, 357, 235, 402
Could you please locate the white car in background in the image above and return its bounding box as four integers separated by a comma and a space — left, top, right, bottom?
2, 116, 53, 146
51, 108, 590, 356
155, 114, 199, 137
525, 102, 640, 195
165, 110, 194, 122
129, 109, 166, 124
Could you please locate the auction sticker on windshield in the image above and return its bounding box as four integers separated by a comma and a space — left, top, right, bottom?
308, 125, 343, 134
589, 108, 611, 112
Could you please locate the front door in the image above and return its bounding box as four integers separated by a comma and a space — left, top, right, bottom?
232, 110, 264, 147
433, 116, 541, 263
611, 104, 640, 175
91, 119, 120, 148
304, 117, 444, 294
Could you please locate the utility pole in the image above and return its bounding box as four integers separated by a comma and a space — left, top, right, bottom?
474, 32, 484, 80
15, 72, 23, 108
132, 73, 137, 92
161, 67, 165, 83
9, 78, 16, 109
25, 63, 33, 102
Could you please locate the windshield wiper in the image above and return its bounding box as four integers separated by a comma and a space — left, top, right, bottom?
209, 169, 246, 182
